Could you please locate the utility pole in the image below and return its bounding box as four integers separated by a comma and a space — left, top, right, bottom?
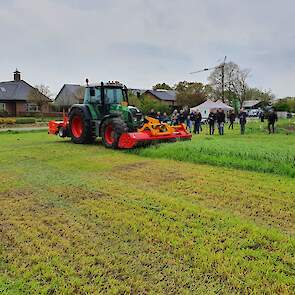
190, 56, 227, 102
221, 56, 227, 103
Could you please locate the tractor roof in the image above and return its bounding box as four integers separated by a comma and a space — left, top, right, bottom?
86, 81, 125, 88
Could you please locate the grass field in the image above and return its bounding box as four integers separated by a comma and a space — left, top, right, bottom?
134, 119, 295, 177
0, 129, 294, 294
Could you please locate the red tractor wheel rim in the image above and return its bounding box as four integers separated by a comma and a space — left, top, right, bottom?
71, 115, 83, 138
105, 125, 115, 145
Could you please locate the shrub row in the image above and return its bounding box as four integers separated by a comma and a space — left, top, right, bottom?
0, 117, 36, 125
0, 118, 16, 124
15, 118, 36, 124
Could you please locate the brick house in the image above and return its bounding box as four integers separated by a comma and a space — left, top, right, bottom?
0, 70, 51, 116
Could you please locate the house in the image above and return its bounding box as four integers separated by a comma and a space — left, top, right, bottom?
144, 89, 177, 106
53, 84, 85, 110
243, 100, 263, 110
190, 99, 233, 119
0, 70, 51, 116
129, 88, 147, 97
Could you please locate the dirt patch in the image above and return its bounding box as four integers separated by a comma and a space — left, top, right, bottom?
49, 186, 110, 203
114, 161, 148, 171
285, 125, 295, 131
0, 189, 34, 200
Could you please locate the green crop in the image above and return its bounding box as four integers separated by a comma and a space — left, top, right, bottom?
0, 130, 294, 294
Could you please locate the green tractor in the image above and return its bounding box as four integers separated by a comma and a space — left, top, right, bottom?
49, 80, 191, 149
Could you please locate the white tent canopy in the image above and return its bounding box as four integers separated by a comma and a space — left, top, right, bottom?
190, 99, 233, 119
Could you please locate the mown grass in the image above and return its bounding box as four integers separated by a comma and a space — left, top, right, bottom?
133, 119, 295, 178
0, 131, 294, 294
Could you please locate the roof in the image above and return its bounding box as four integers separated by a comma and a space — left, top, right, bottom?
145, 90, 177, 101
54, 84, 85, 106
190, 99, 233, 111
0, 80, 51, 102
243, 100, 261, 108
0, 80, 33, 101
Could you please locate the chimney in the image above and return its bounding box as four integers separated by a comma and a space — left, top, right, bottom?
14, 69, 21, 81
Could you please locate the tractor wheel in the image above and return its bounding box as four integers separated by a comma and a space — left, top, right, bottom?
101, 117, 128, 149
69, 108, 94, 144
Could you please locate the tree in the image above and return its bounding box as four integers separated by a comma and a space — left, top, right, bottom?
128, 92, 171, 115
273, 98, 295, 112
175, 81, 207, 108
28, 84, 51, 116
152, 83, 172, 90
208, 62, 250, 107
245, 88, 274, 108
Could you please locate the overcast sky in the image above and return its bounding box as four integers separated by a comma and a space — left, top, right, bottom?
0, 0, 294, 97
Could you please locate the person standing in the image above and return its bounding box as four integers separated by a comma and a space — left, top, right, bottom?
238, 108, 247, 135
216, 108, 225, 135
259, 111, 265, 122
228, 110, 236, 130
161, 112, 169, 123
156, 111, 162, 122
179, 110, 186, 124
190, 111, 196, 132
268, 109, 278, 134
194, 110, 202, 134
171, 109, 179, 125
208, 109, 216, 135
148, 108, 156, 118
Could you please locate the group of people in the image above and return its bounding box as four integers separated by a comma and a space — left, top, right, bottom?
148, 108, 203, 134
207, 108, 247, 135
147, 108, 279, 135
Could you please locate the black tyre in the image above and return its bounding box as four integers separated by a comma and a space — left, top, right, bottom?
69, 108, 95, 144
101, 117, 128, 149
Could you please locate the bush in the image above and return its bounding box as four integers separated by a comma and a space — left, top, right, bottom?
15, 118, 36, 124
0, 118, 16, 124
273, 102, 289, 112
273, 99, 295, 112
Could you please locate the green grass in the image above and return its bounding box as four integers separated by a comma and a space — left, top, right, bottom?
0, 131, 294, 294
133, 120, 295, 177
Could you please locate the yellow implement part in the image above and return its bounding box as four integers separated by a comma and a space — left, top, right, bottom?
138, 116, 186, 136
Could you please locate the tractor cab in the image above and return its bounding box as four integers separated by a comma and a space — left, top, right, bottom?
84, 81, 128, 106
84, 81, 129, 118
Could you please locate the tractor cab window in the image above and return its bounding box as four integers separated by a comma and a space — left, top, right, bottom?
104, 88, 125, 104
89, 87, 101, 104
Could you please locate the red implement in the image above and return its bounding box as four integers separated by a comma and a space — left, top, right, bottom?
48, 116, 68, 135
118, 125, 192, 149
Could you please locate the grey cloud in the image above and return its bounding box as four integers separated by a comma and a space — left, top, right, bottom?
0, 0, 294, 97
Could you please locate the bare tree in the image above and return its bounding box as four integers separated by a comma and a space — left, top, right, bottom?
28, 84, 51, 116
208, 62, 250, 106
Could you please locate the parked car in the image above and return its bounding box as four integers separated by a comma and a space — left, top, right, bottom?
247, 109, 260, 117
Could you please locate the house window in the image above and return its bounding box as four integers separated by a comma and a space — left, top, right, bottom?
0, 103, 6, 111
26, 103, 39, 112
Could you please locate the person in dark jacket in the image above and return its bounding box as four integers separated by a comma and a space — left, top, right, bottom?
259, 111, 265, 122
156, 111, 162, 122
228, 110, 236, 130
216, 108, 226, 135
208, 109, 216, 135
268, 110, 278, 134
148, 108, 156, 118
178, 110, 186, 124
161, 112, 169, 123
192, 110, 202, 134
238, 108, 247, 134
